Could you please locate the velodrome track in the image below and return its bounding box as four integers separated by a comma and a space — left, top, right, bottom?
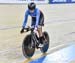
0, 4, 75, 63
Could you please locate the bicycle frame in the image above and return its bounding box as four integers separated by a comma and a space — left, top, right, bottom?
31, 30, 39, 47
22, 27, 49, 58
24, 27, 39, 48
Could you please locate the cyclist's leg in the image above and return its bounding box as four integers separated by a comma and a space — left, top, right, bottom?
37, 26, 44, 44
31, 16, 44, 44
37, 16, 44, 44
37, 26, 42, 37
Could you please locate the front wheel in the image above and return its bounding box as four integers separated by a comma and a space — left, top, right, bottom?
40, 31, 49, 53
22, 34, 35, 58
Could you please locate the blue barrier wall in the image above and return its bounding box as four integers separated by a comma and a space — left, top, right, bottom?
49, 0, 75, 4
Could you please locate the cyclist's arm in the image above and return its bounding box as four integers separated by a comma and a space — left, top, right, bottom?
22, 10, 28, 28
35, 10, 40, 28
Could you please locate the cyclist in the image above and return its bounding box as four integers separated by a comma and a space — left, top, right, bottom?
20, 2, 44, 47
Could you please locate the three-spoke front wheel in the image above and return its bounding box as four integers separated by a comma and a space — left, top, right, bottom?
22, 34, 35, 58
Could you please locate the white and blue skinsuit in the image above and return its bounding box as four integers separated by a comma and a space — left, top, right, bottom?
22, 8, 44, 29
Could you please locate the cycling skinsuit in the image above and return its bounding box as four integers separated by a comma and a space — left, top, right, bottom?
22, 8, 44, 28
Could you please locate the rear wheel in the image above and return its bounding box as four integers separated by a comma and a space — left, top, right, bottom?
22, 34, 35, 58
40, 31, 49, 53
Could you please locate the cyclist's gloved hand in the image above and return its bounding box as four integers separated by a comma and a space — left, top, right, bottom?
25, 28, 29, 32
20, 28, 24, 33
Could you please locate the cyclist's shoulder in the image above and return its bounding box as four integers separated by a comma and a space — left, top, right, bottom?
25, 9, 29, 13
35, 8, 40, 11
35, 8, 43, 13
35, 8, 40, 14
25, 9, 30, 15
